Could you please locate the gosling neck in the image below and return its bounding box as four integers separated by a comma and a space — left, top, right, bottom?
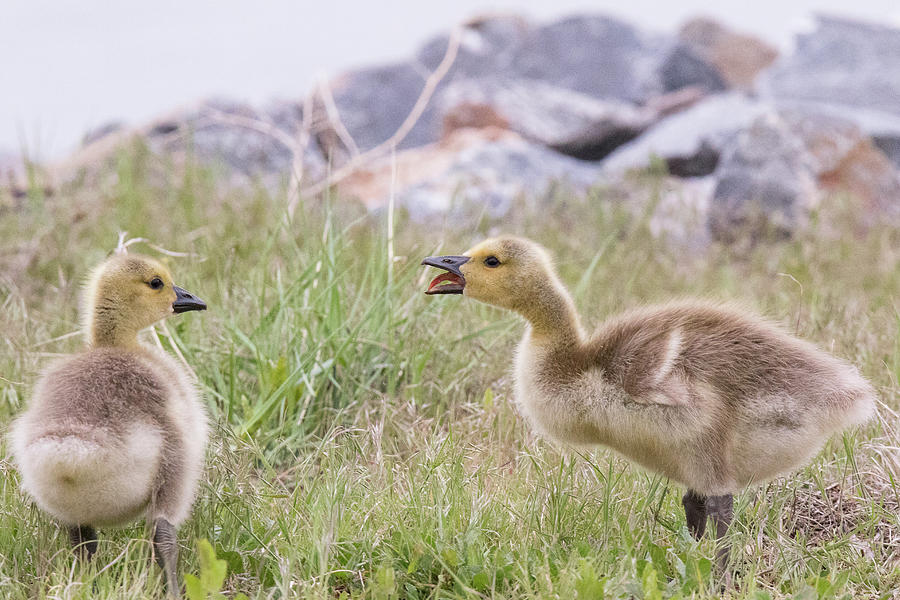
515, 277, 584, 346
85, 296, 142, 350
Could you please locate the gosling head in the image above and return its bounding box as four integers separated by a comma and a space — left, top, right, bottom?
422, 236, 560, 313
84, 253, 207, 347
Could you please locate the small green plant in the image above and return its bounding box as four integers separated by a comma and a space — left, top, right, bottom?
640, 562, 663, 600
368, 565, 397, 599
185, 539, 247, 600
575, 559, 606, 599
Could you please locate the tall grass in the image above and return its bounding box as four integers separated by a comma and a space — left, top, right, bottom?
0, 149, 899, 598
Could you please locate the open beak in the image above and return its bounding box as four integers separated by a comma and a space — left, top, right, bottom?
172, 286, 207, 313
421, 255, 469, 295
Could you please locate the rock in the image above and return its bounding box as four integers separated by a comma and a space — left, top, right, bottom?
657, 43, 726, 94
317, 15, 531, 165
783, 109, 900, 220
441, 101, 511, 136
547, 119, 646, 162
761, 16, 900, 167
771, 100, 900, 169
510, 15, 665, 103
709, 109, 900, 240
765, 15, 900, 116
709, 113, 818, 240
678, 17, 778, 90
663, 140, 721, 178
265, 99, 311, 138
416, 14, 530, 79
336, 127, 604, 217
336, 127, 510, 211
437, 76, 655, 160
144, 98, 325, 182
318, 13, 723, 169
53, 98, 325, 188
81, 121, 125, 147
33, 10, 899, 246
602, 93, 771, 177
874, 136, 900, 168
609, 94, 900, 240
423, 13, 722, 105
644, 85, 709, 119
321, 14, 670, 165
818, 140, 900, 219
150, 100, 278, 174
548, 86, 708, 161
316, 61, 436, 163
655, 16, 779, 97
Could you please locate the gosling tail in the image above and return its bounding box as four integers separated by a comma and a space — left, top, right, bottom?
10, 422, 162, 526
9, 422, 119, 498
830, 365, 878, 428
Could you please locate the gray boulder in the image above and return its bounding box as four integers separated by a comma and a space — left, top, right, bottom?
677, 17, 778, 90
400, 134, 604, 216
317, 62, 437, 161
510, 15, 665, 103
783, 109, 900, 222
319, 14, 733, 168
605, 91, 900, 240
320, 15, 532, 164
709, 109, 900, 240
415, 14, 530, 79
764, 15, 900, 116
145, 98, 324, 181
51, 98, 325, 189
657, 43, 727, 94
761, 15, 900, 168
771, 100, 900, 169
875, 136, 900, 168
320, 14, 667, 165
81, 121, 125, 146
709, 113, 817, 240
602, 93, 771, 177
437, 76, 654, 159
334, 128, 605, 217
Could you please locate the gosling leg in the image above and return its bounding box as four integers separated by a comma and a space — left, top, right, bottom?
150, 425, 188, 597
153, 518, 180, 597
706, 493, 734, 586
68, 524, 98, 560
681, 490, 707, 539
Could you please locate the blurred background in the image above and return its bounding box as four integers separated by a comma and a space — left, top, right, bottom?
3, 0, 900, 246
3, 0, 900, 153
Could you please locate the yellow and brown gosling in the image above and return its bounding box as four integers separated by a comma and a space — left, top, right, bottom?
422, 236, 875, 573
9, 254, 208, 596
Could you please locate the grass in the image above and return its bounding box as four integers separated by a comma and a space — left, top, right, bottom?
1, 150, 899, 599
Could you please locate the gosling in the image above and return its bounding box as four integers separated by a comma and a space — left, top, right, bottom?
422, 236, 875, 572
9, 253, 209, 596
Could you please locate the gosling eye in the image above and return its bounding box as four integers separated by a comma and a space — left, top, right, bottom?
484, 256, 501, 268
148, 277, 164, 290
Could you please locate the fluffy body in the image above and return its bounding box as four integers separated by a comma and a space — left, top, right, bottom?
514, 300, 875, 495
10, 347, 207, 526
436, 236, 876, 496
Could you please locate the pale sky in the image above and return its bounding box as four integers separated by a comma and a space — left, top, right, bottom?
2, 0, 899, 159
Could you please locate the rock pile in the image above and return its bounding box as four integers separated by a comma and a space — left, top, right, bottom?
21, 13, 900, 242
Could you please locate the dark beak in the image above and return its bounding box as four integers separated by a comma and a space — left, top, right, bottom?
421, 255, 469, 295
172, 286, 207, 313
